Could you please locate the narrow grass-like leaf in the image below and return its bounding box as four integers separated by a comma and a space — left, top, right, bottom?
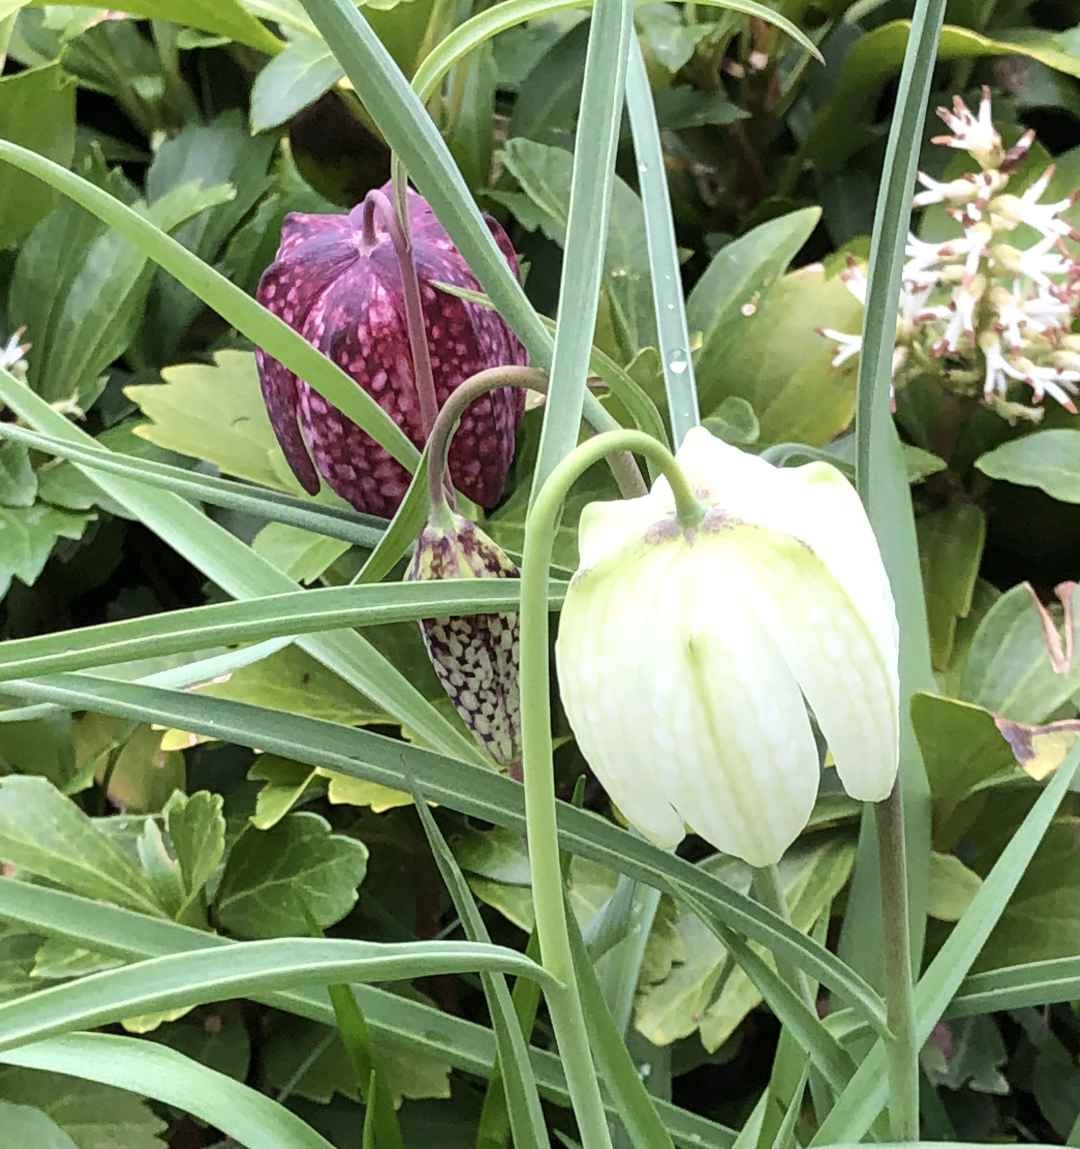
3, 673, 886, 1025
839, 0, 946, 983
0, 880, 732, 1148
0, 1034, 336, 1149
813, 738, 1080, 1144
946, 957, 1080, 1018
354, 452, 432, 584
0, 144, 417, 470
673, 880, 858, 1090
528, 0, 635, 497
0, 424, 389, 550
0, 581, 556, 681
565, 901, 676, 1149
0, 938, 558, 1052
0, 366, 483, 764
624, 40, 698, 446
412, 795, 548, 1149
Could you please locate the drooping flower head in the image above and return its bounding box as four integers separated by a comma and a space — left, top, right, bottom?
256, 184, 527, 517
555, 428, 900, 868
407, 514, 521, 769
820, 88, 1080, 423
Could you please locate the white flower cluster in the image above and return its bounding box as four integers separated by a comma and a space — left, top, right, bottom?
0, 327, 29, 383
821, 88, 1080, 422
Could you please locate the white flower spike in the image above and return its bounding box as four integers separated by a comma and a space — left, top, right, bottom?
555, 428, 900, 868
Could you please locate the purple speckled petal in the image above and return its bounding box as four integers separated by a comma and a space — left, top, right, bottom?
256, 187, 528, 517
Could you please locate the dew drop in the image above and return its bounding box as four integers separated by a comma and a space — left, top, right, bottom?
638, 162, 648, 174
666, 303, 675, 311
667, 349, 689, 375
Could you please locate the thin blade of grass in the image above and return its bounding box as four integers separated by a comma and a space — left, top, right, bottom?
410, 795, 548, 1149
0, 938, 558, 1052
0, 423, 389, 550
528, 0, 635, 497
2, 672, 887, 1027
839, 0, 947, 984
812, 738, 1080, 1144
0, 365, 484, 764
564, 902, 676, 1149
623, 39, 699, 446
1, 1035, 336, 1149
0, 878, 727, 1149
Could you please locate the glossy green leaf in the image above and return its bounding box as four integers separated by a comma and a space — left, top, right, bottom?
29, 0, 283, 51
214, 813, 368, 938
976, 429, 1080, 504
960, 582, 1080, 722
0, 777, 165, 918
0, 63, 74, 248
250, 32, 344, 132
916, 504, 986, 671
686, 209, 820, 419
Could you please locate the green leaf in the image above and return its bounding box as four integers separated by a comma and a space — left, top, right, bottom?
0, 1066, 167, 1149
0, 777, 166, 918
635, 3, 716, 72
136, 819, 187, 921
13, 171, 233, 405
909, 692, 1013, 832
262, 1014, 450, 1106
214, 813, 368, 938
164, 791, 226, 901
916, 504, 986, 671
253, 522, 351, 583
34, 0, 283, 51
0, 503, 93, 597
974, 817, 1080, 971
960, 582, 1080, 722
126, 350, 301, 492
499, 137, 655, 361
976, 429, 1080, 503
702, 262, 862, 446
7, 670, 886, 1029
0, 63, 75, 248
251, 32, 345, 133
686, 209, 820, 419
249, 756, 322, 829
651, 84, 749, 130
0, 1100, 80, 1149
0, 441, 38, 508
803, 21, 1080, 171
927, 852, 983, 922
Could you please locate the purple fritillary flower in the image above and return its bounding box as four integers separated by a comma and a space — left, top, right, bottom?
255, 183, 527, 518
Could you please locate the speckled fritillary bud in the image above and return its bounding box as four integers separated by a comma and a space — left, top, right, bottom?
407, 514, 521, 768
255, 183, 527, 518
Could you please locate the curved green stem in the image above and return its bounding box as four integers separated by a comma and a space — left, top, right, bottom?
520, 430, 702, 1149
424, 368, 650, 519
877, 780, 920, 1139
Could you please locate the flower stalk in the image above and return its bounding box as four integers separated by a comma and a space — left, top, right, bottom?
520, 430, 701, 1149
877, 779, 920, 1140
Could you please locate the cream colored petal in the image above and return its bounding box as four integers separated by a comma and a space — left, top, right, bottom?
556, 543, 687, 847
556, 533, 821, 866
576, 492, 663, 571
727, 527, 900, 802
663, 429, 898, 685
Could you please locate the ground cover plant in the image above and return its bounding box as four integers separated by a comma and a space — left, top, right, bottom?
2, 0, 1080, 1146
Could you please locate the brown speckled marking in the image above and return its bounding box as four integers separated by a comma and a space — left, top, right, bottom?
407, 517, 521, 766
256, 184, 527, 518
